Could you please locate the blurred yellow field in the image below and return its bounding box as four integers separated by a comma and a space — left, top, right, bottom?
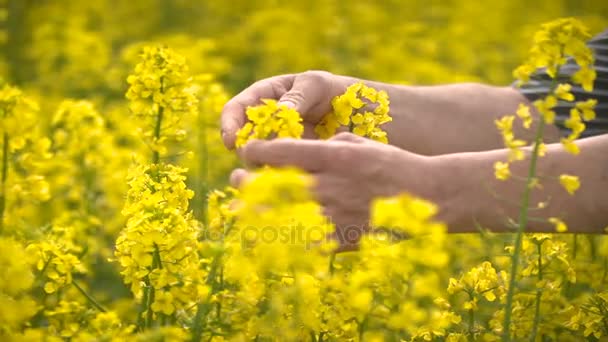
1, 1, 607, 341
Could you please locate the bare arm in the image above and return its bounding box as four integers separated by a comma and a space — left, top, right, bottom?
331, 75, 562, 155
433, 134, 608, 234
221, 71, 561, 155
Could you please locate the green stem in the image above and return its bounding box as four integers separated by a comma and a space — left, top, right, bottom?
6, 0, 26, 84
137, 281, 149, 331
145, 283, 156, 328
153, 243, 163, 269
152, 106, 164, 164
502, 115, 545, 341
73, 280, 107, 312
191, 259, 220, 342
152, 77, 165, 164
502, 73, 559, 342
530, 243, 543, 342
0, 132, 8, 233
468, 292, 475, 341
197, 106, 209, 224
358, 315, 368, 341
329, 253, 336, 275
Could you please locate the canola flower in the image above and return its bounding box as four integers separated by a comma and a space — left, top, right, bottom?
236, 99, 304, 147
126, 46, 198, 162
235, 99, 304, 147
495, 18, 598, 341
0, 5, 606, 341
115, 163, 207, 327
0, 84, 51, 233
316, 82, 392, 143
118, 46, 210, 332
0, 237, 38, 336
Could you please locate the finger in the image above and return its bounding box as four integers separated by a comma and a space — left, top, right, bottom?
229, 168, 251, 188
278, 71, 331, 120
329, 132, 366, 143
221, 75, 295, 149
241, 138, 329, 172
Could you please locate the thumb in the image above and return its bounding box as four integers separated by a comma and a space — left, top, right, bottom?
329, 132, 366, 143
277, 74, 324, 115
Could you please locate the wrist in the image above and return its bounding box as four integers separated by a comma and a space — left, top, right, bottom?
427, 153, 489, 233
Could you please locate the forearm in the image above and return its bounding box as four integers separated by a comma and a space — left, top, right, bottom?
334, 75, 561, 155
430, 134, 608, 234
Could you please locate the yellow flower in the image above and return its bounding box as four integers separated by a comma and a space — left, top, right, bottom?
559, 174, 580, 195
576, 99, 597, 121
561, 138, 580, 155
235, 99, 303, 147
315, 82, 391, 143
554, 83, 574, 101
536, 142, 547, 157
371, 192, 443, 237
515, 103, 532, 129
151, 291, 175, 315
125, 46, 198, 158
572, 66, 596, 92
493, 161, 511, 181
533, 96, 557, 124
513, 64, 535, 85
548, 217, 568, 232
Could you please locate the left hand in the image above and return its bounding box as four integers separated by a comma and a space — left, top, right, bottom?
230, 133, 437, 250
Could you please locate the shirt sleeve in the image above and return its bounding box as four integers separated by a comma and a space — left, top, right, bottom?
515, 29, 608, 138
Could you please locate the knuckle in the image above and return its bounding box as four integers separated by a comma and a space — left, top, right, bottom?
302, 70, 332, 80
281, 89, 306, 105
331, 132, 358, 142
330, 144, 355, 167
301, 70, 326, 83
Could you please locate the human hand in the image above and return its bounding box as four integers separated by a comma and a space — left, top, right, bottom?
230, 133, 437, 250
221, 71, 348, 149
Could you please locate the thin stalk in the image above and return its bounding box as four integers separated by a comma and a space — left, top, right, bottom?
152, 77, 165, 164
137, 281, 150, 331
530, 243, 543, 342
145, 282, 156, 328
502, 113, 545, 341
197, 106, 209, 224
502, 73, 559, 342
73, 280, 107, 312
468, 292, 475, 341
140, 84, 166, 330
152, 106, 164, 164
358, 315, 368, 341
0, 132, 8, 232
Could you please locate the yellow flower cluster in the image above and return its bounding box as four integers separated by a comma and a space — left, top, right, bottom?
0, 84, 51, 232
565, 291, 608, 339
0, 6, 607, 341
316, 82, 391, 143
494, 18, 595, 189
115, 164, 207, 319
26, 237, 85, 294
235, 99, 304, 148
0, 238, 38, 335
126, 46, 198, 159
514, 18, 594, 88
448, 262, 507, 308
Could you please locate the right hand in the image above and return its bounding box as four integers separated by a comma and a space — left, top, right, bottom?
220, 70, 346, 149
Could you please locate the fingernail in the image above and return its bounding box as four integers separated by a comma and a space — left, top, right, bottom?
278, 100, 296, 109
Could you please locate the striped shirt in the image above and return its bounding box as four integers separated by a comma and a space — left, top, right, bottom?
517, 29, 608, 137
